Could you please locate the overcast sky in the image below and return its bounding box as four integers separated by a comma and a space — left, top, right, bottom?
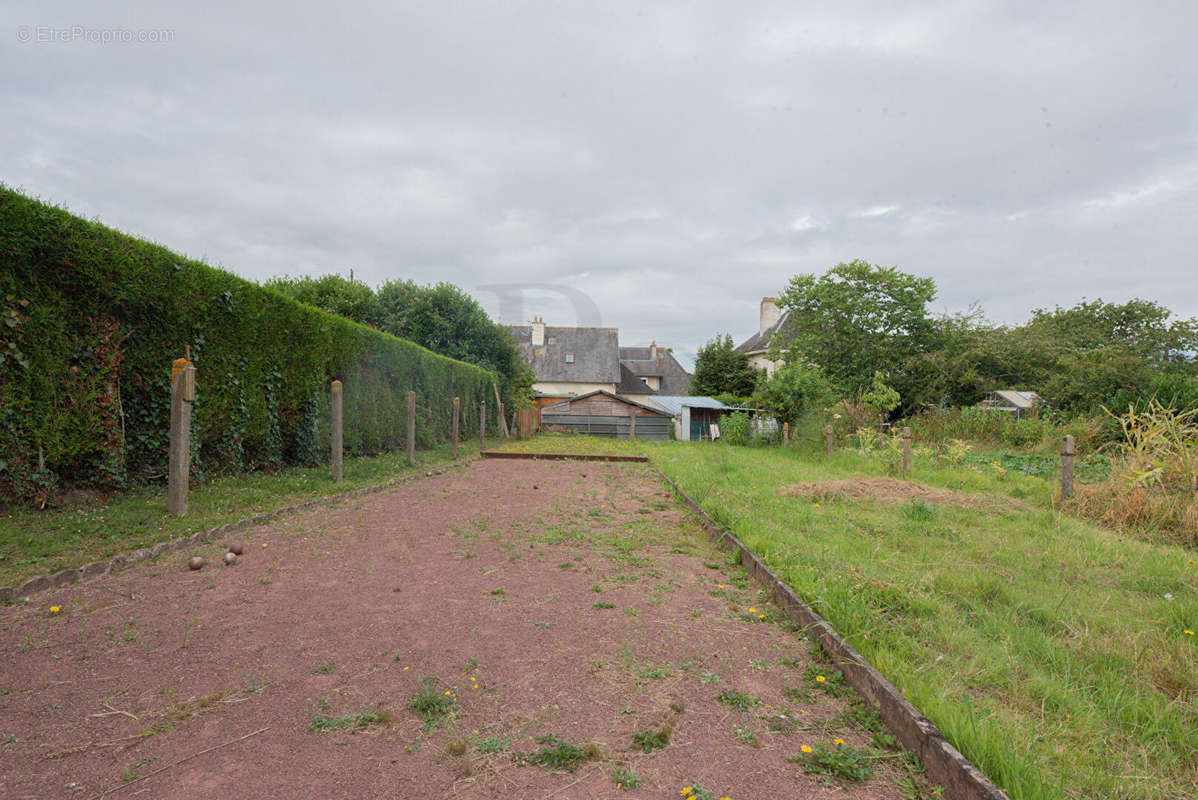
4, 1, 1196, 368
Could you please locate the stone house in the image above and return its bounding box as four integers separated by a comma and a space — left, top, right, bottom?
508, 318, 692, 405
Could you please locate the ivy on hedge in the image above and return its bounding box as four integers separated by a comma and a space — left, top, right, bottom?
0, 187, 497, 503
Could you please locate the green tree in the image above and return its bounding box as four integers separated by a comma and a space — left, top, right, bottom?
691, 334, 758, 397
777, 260, 936, 400
263, 274, 380, 326
754, 362, 832, 426
375, 280, 532, 401
861, 371, 901, 417
1024, 298, 1198, 370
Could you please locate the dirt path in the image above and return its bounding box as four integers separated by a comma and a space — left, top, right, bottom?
1, 460, 915, 799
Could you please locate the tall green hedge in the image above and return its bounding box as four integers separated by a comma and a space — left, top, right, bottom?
0, 187, 497, 502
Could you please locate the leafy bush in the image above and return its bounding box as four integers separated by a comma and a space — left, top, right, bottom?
0, 187, 497, 503
720, 412, 751, 445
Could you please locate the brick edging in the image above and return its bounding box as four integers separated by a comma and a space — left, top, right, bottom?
653, 467, 1010, 800
0, 458, 477, 605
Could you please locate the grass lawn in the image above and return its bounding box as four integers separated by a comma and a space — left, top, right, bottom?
497, 435, 1198, 800
0, 442, 480, 588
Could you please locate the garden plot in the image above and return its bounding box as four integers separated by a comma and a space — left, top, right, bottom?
0, 460, 930, 799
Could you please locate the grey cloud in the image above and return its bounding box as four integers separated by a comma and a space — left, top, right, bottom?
3, 0, 1196, 369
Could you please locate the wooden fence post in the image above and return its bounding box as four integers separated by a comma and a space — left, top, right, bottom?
783, 422, 789, 442
407, 390, 416, 466
498, 400, 506, 439
935, 442, 943, 469
1061, 435, 1076, 499
480, 402, 486, 445
452, 397, 460, 457
331, 380, 343, 482
168, 357, 196, 516
902, 427, 912, 473
825, 425, 834, 457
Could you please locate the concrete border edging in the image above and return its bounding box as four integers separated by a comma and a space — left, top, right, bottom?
0, 458, 476, 605
482, 450, 649, 463
654, 467, 1010, 800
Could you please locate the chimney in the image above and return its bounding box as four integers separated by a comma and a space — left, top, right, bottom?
531, 317, 545, 347
650, 340, 658, 360
760, 297, 781, 335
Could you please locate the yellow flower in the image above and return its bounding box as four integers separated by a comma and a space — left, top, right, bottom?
815, 675, 826, 683
49, 606, 60, 613
718, 584, 725, 589
833, 738, 845, 745
813, 503, 820, 508
681, 788, 693, 796
748, 607, 757, 613
1185, 630, 1195, 636
800, 744, 812, 753
849, 566, 856, 571
757, 614, 765, 619
402, 666, 409, 671
444, 690, 452, 696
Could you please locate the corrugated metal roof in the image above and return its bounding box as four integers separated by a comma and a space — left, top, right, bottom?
989, 390, 1041, 409
647, 395, 731, 415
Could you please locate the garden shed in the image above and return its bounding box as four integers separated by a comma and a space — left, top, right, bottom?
540, 390, 673, 440
648, 396, 752, 441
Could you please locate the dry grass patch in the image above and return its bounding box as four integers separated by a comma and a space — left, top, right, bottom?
780, 477, 1027, 512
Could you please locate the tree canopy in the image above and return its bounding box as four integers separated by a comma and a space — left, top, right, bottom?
690, 334, 758, 397
265, 275, 532, 403
770, 262, 1197, 417
777, 260, 936, 400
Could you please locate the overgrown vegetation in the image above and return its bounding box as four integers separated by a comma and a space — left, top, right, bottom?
0, 187, 499, 505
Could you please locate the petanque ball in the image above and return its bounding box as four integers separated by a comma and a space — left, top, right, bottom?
228, 543, 244, 555
188, 556, 205, 571
224, 552, 238, 566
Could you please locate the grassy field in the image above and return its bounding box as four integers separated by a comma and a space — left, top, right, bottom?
496, 435, 1198, 800
0, 442, 480, 588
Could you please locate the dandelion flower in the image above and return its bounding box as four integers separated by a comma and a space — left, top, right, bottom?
681, 788, 693, 796
748, 607, 757, 614
403, 666, 409, 671
815, 675, 826, 683
758, 614, 765, 619
813, 503, 820, 508
444, 690, 452, 696
800, 744, 812, 753
1185, 630, 1195, 636
49, 606, 60, 613
833, 738, 845, 745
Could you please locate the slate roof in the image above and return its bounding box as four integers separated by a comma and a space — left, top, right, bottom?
508, 325, 621, 383
617, 363, 655, 394
735, 310, 796, 355
618, 347, 693, 395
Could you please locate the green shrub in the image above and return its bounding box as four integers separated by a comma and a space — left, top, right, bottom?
0, 187, 498, 502
720, 412, 751, 445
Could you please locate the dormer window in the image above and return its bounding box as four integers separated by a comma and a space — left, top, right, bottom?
565, 353, 574, 363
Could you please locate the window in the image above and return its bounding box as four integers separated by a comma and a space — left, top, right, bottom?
565, 353, 574, 363
547, 336, 556, 345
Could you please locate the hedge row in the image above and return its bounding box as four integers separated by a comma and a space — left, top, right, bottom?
0, 187, 498, 502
